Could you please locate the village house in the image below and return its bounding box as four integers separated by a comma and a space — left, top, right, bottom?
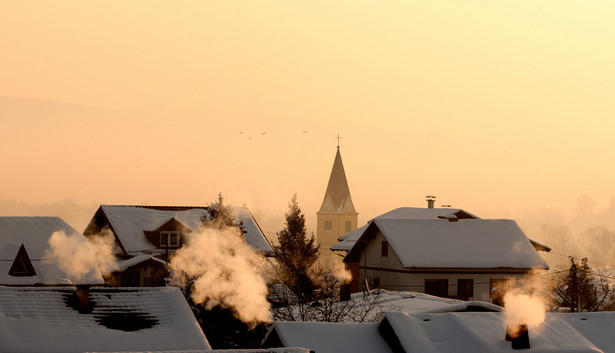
0, 286, 211, 353
83, 205, 274, 287
333, 205, 550, 305
0, 216, 104, 286
263, 310, 615, 353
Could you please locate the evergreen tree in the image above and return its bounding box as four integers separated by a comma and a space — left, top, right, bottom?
274, 194, 320, 301
201, 193, 245, 234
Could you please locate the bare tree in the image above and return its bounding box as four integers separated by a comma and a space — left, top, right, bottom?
269, 259, 384, 323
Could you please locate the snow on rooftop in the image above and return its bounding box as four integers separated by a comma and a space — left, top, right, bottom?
99, 205, 273, 255
0, 286, 211, 353
332, 207, 479, 252
359, 219, 548, 269
266, 311, 615, 353
264, 321, 392, 353
383, 311, 607, 353
0, 217, 104, 285
115, 253, 167, 272
375, 207, 479, 220
357, 290, 502, 315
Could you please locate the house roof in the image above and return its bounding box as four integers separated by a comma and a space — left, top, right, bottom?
0, 286, 211, 353
332, 207, 479, 252
264, 321, 393, 353
362, 290, 502, 315
88, 205, 273, 255
265, 311, 615, 353
0, 217, 104, 285
345, 219, 549, 270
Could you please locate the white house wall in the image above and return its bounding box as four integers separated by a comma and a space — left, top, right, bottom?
359, 230, 535, 303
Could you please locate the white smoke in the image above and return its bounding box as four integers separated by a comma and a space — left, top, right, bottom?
504, 290, 546, 337
43, 230, 118, 283
169, 226, 271, 324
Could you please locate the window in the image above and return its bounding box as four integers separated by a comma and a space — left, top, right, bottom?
457, 279, 474, 298
160, 231, 180, 247
425, 279, 448, 297
345, 220, 352, 232
324, 220, 332, 231
373, 277, 380, 289
381, 240, 389, 257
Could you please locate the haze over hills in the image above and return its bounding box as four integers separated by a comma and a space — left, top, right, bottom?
3, 96, 615, 270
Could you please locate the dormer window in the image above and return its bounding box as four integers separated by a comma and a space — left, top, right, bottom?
160, 231, 179, 248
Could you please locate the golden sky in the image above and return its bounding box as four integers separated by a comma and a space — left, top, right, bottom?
1, 1, 615, 236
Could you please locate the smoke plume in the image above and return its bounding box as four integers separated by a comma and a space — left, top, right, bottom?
504, 290, 546, 338
169, 226, 271, 324
44, 230, 118, 283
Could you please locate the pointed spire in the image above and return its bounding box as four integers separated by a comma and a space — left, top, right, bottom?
319, 145, 356, 214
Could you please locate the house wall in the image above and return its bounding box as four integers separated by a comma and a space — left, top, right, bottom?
354, 230, 536, 304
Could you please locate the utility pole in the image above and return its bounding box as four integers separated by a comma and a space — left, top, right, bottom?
570, 257, 578, 313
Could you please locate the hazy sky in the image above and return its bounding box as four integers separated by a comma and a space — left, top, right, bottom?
1, 1, 615, 239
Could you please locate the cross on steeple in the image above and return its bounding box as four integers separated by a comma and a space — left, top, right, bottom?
336, 133, 342, 148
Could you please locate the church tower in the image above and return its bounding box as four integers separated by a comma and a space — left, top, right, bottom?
317, 144, 358, 251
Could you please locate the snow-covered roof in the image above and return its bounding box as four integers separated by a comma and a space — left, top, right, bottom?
375, 207, 480, 220
264, 321, 393, 353
346, 219, 548, 270
332, 207, 479, 252
265, 311, 615, 353
0, 286, 211, 353
359, 290, 502, 315
92, 205, 273, 255
382, 311, 610, 353
115, 253, 167, 272
0, 217, 104, 285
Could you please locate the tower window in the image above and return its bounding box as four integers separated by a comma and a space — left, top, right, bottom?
345, 221, 352, 232
381, 241, 389, 257
324, 220, 332, 231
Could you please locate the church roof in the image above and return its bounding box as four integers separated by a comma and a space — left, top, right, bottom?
318, 147, 356, 214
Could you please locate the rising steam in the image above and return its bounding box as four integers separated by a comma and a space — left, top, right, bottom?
44, 230, 118, 283
169, 226, 271, 324
504, 290, 546, 337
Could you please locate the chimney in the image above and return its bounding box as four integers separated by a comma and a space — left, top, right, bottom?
426, 195, 436, 209
506, 324, 530, 350
75, 285, 91, 312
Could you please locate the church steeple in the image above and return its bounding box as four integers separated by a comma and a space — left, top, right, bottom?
318, 146, 356, 214
317, 143, 358, 251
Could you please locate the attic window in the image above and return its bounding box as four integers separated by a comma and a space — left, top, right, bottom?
160, 231, 179, 248
381, 241, 389, 257
9, 244, 36, 277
